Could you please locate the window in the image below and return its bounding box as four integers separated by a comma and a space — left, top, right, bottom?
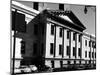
33, 43, 38, 55
60, 61, 63, 67
89, 60, 91, 64
34, 24, 38, 35
33, 2, 38, 10
79, 35, 81, 42
73, 33, 76, 40
85, 40, 87, 46
21, 41, 25, 54
92, 42, 96, 48
73, 47, 76, 56
21, 60, 26, 65
68, 61, 70, 64
85, 51, 87, 57
51, 61, 54, 68
92, 42, 94, 48
79, 61, 81, 64
95, 52, 96, 58
50, 43, 54, 55
12, 11, 26, 33
59, 45, 62, 55
67, 46, 70, 56
78, 48, 81, 57
59, 28, 62, 37
51, 25, 54, 35
59, 4, 64, 10
67, 30, 70, 39
92, 52, 94, 58
89, 41, 91, 47
74, 61, 76, 64
89, 51, 91, 58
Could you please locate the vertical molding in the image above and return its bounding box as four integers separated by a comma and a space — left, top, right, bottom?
69, 30, 71, 58
74, 32, 77, 65
75, 32, 77, 59
62, 28, 64, 58
54, 24, 56, 57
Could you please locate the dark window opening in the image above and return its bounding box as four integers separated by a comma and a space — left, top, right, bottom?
68, 61, 70, 64
74, 61, 76, 64
94, 42, 96, 48
21, 41, 25, 54
73, 33, 76, 40
89, 52, 91, 58
59, 4, 64, 10
51, 25, 54, 35
85, 51, 87, 57
59, 45, 62, 55
51, 61, 54, 68
59, 28, 62, 37
50, 43, 54, 55
78, 48, 81, 57
92, 52, 94, 58
89, 41, 91, 47
92, 42, 94, 48
60, 61, 63, 67
20, 60, 26, 65
34, 24, 38, 35
67, 46, 70, 56
79, 61, 81, 64
92, 42, 96, 48
67, 30, 70, 39
33, 2, 38, 10
89, 60, 91, 64
73, 47, 76, 56
33, 43, 38, 55
95, 52, 96, 58
12, 11, 26, 33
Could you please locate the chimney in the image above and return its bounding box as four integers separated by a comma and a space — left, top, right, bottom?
59, 4, 64, 11
33, 2, 39, 10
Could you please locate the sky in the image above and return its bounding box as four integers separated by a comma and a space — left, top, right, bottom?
16, 1, 96, 36
70, 5, 96, 36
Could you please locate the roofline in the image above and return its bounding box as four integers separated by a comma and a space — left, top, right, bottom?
12, 1, 39, 16
47, 18, 95, 39
46, 9, 86, 30
42, 9, 86, 31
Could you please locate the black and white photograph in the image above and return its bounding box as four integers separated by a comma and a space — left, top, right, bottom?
11, 0, 96, 74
